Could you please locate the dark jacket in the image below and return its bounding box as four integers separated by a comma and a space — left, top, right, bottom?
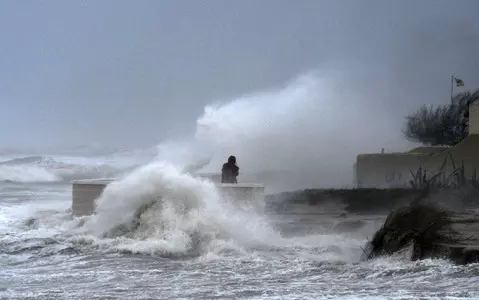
221, 162, 239, 183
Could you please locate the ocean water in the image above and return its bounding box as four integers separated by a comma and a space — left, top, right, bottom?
1, 153, 478, 300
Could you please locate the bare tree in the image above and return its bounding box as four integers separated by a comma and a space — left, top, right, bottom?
403, 89, 479, 146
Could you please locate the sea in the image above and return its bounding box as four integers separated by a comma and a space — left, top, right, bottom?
1, 151, 478, 300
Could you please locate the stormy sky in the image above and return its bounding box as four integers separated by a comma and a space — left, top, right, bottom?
1, 0, 478, 154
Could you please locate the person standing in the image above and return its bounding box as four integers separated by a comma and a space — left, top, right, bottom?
221, 155, 239, 183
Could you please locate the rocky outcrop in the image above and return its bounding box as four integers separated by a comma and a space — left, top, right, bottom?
363, 201, 479, 265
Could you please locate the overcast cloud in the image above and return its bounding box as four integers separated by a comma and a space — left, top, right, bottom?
1, 0, 478, 156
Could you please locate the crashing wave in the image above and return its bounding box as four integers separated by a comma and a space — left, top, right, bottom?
73, 161, 280, 257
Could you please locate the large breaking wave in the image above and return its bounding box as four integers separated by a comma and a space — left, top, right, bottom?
70, 161, 288, 257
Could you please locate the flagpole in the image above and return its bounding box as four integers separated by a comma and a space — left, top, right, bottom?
451, 75, 454, 104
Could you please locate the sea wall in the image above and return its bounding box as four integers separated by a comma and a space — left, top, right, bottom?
71, 179, 265, 217
266, 188, 424, 214
266, 186, 479, 214
356, 152, 432, 188
356, 135, 479, 188
71, 178, 115, 216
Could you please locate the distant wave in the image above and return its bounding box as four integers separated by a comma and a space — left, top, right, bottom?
0, 164, 59, 183
0, 156, 54, 166
0, 155, 136, 183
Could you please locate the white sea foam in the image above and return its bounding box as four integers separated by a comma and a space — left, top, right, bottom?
74, 161, 281, 256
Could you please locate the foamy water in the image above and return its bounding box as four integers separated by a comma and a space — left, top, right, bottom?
1, 155, 478, 299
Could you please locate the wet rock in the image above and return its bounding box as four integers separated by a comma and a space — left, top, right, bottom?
363, 201, 479, 265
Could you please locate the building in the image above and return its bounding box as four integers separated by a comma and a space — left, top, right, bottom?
355, 100, 479, 188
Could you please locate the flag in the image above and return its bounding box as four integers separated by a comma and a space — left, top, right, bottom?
454, 77, 465, 87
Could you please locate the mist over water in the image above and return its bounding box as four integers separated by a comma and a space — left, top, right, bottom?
155, 71, 413, 190
0, 71, 413, 191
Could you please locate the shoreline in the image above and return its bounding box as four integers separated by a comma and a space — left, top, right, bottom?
266, 186, 479, 264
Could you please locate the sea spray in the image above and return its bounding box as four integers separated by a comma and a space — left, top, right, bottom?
78, 161, 283, 256
150, 71, 407, 191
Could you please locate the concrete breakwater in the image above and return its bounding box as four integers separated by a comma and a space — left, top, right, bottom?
266, 186, 479, 213
266, 188, 426, 214
71, 178, 265, 217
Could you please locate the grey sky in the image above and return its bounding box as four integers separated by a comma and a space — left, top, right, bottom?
1, 0, 479, 152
